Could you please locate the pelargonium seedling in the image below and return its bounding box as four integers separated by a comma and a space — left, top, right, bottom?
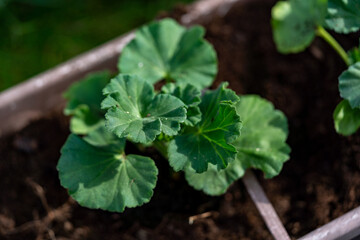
271, 0, 360, 136
57, 18, 290, 212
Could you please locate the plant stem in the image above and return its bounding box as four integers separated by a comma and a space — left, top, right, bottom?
152, 140, 168, 159
316, 26, 350, 66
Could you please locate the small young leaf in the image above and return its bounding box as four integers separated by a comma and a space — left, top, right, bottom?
64, 71, 111, 134
118, 18, 217, 89
168, 83, 241, 173
184, 95, 290, 195
339, 62, 360, 109
57, 134, 158, 212
162, 83, 202, 126
333, 100, 360, 136
83, 124, 121, 148
348, 40, 360, 65
102, 74, 187, 143
325, 0, 360, 34
66, 106, 105, 135
271, 0, 327, 53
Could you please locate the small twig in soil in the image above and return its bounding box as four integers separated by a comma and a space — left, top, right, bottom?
47, 227, 57, 240
188, 211, 217, 224
4, 197, 73, 237
27, 178, 52, 213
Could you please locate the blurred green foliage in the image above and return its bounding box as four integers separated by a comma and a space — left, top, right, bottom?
0, 0, 193, 91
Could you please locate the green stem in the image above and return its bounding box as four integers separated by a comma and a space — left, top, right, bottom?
152, 140, 168, 159
316, 26, 350, 66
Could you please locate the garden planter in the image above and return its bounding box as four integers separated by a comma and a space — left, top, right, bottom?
1, 0, 360, 239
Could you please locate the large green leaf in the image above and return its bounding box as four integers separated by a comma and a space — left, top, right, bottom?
162, 83, 202, 126
102, 74, 186, 144
63, 71, 110, 135
271, 0, 327, 53
339, 62, 360, 109
234, 95, 290, 178
57, 134, 158, 212
168, 83, 241, 173
118, 18, 217, 89
325, 0, 360, 34
184, 95, 290, 195
333, 100, 360, 136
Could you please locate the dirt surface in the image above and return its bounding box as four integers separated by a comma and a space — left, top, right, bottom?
1, 0, 360, 239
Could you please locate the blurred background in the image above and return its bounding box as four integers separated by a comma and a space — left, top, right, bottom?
0, 0, 193, 91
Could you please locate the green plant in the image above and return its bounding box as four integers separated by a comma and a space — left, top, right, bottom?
57, 18, 290, 212
271, 0, 360, 136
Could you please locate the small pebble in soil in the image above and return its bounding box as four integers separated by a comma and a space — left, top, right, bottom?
13, 136, 38, 153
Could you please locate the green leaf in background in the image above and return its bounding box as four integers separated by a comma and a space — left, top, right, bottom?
161, 83, 202, 126
339, 62, 360, 109
333, 100, 360, 136
168, 83, 241, 173
118, 18, 217, 89
325, 0, 360, 34
0, 0, 10, 8
348, 39, 360, 65
57, 134, 158, 212
271, 0, 327, 53
184, 95, 290, 195
64, 71, 110, 135
102, 74, 187, 144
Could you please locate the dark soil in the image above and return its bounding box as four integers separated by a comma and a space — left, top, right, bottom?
1, 0, 360, 239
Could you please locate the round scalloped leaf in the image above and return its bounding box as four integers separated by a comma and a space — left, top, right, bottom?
339, 62, 360, 109
271, 0, 327, 53
118, 18, 217, 89
325, 0, 360, 34
184, 95, 290, 195
63, 71, 110, 135
57, 134, 158, 212
168, 83, 241, 173
233, 95, 290, 178
102, 74, 187, 144
333, 100, 360, 136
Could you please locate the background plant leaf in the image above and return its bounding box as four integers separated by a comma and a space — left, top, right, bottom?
118, 18, 217, 89
64, 71, 110, 135
325, 0, 360, 34
162, 83, 201, 126
271, 0, 327, 53
168, 83, 241, 173
184, 95, 290, 195
57, 134, 158, 212
339, 62, 360, 109
333, 100, 360, 136
102, 74, 186, 143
